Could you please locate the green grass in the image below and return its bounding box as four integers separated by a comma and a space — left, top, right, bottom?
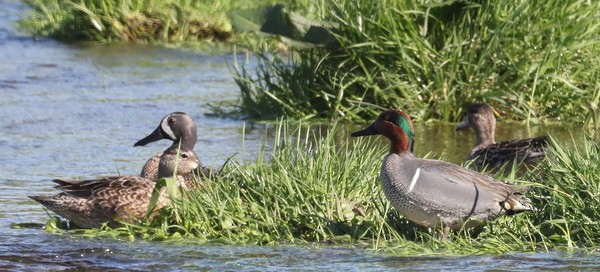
531, 135, 600, 248
39, 121, 600, 255
18, 0, 322, 43
19, 0, 600, 123
229, 0, 600, 123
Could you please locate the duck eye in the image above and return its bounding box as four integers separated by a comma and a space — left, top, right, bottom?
168, 118, 176, 124
381, 113, 391, 121
383, 112, 400, 124
181, 153, 189, 159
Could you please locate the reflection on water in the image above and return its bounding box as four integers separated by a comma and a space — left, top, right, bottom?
0, 0, 596, 270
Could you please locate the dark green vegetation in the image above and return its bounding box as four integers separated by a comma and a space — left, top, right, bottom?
22, 0, 227, 42
533, 135, 600, 248
21, 0, 600, 123
19, 0, 321, 43
43, 123, 600, 254
231, 0, 600, 122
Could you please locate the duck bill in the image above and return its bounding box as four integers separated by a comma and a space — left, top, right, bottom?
455, 120, 469, 131
351, 123, 379, 137
134, 126, 165, 147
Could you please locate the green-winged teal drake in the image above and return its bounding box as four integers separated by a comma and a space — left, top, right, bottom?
134, 112, 214, 180
29, 144, 199, 228
456, 103, 548, 170
351, 109, 533, 232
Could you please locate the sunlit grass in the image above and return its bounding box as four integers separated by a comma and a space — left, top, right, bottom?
19, 0, 600, 124
530, 135, 600, 248
18, 0, 322, 43
35, 121, 600, 255
19, 0, 221, 42
230, 0, 600, 123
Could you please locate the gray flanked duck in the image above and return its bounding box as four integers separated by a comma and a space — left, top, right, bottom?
29, 144, 199, 228
456, 103, 548, 170
351, 109, 534, 233
134, 112, 214, 180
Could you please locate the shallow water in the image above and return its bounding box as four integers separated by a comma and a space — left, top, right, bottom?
1, 1, 597, 270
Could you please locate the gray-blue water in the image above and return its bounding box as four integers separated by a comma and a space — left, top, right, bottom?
1, 1, 599, 270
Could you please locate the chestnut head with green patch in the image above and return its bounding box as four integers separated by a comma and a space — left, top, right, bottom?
351, 109, 415, 154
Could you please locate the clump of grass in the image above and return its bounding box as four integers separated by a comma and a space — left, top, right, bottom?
19, 0, 328, 44
156, 124, 600, 254
36, 122, 600, 255
20, 0, 234, 42
530, 135, 600, 249
230, 0, 600, 123
167, 121, 397, 245
158, 121, 545, 254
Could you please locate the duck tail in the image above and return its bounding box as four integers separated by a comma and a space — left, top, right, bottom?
501, 193, 534, 215
28, 194, 80, 210
527, 151, 546, 159
51, 179, 82, 187
28, 195, 53, 205
534, 135, 550, 147
28, 194, 68, 216
29, 194, 95, 228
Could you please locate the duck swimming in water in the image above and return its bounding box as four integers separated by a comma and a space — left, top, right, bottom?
456, 103, 548, 170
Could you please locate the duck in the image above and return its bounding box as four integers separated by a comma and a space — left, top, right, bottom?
456, 103, 548, 170
29, 145, 199, 228
134, 112, 214, 181
351, 109, 533, 233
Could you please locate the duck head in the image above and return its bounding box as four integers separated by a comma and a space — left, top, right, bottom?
157, 147, 199, 179
456, 103, 496, 146
134, 112, 198, 150
351, 109, 415, 154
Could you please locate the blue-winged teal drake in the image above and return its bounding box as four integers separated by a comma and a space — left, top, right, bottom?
29, 144, 199, 228
134, 112, 214, 181
456, 103, 548, 170
351, 109, 533, 233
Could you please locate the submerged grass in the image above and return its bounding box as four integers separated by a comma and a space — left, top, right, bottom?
42, 121, 600, 255
230, 0, 600, 123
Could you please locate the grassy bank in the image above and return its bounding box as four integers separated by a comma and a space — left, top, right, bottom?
230, 0, 600, 123
43, 122, 600, 255
19, 0, 600, 124
19, 0, 322, 43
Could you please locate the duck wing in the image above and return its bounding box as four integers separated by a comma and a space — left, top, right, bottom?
52, 176, 154, 199
472, 135, 548, 163
399, 158, 532, 215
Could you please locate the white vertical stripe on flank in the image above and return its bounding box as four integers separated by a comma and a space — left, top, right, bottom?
407, 168, 421, 193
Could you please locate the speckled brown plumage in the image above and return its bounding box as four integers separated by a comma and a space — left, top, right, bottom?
456, 103, 548, 170
29, 144, 200, 228
140, 152, 214, 181
352, 109, 533, 232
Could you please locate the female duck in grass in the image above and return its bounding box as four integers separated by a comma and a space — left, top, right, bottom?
29, 112, 205, 228
351, 109, 533, 235
456, 103, 548, 170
